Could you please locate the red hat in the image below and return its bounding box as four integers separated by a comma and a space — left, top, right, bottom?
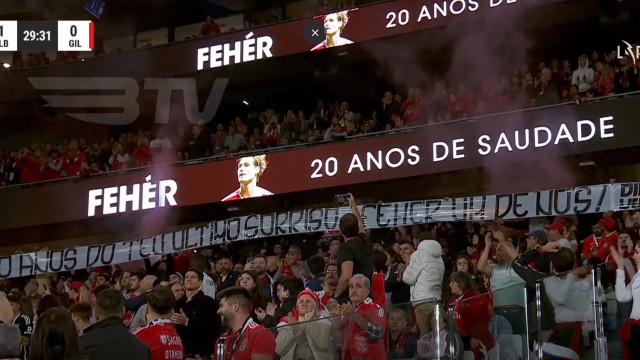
297, 288, 321, 305
279, 288, 326, 325
545, 222, 565, 232
69, 281, 83, 291
599, 217, 617, 231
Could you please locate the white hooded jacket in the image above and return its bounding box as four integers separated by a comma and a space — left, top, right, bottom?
402, 239, 445, 306
571, 55, 595, 92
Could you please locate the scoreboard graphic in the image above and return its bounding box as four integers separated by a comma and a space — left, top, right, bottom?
0, 21, 94, 51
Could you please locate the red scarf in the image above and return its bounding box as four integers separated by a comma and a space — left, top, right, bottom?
392, 326, 413, 353
278, 288, 327, 324
282, 261, 301, 278
619, 318, 640, 360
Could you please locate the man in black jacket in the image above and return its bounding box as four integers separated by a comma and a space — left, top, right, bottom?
511, 241, 563, 341
172, 268, 221, 359
80, 288, 151, 360
385, 240, 413, 306
217, 255, 240, 291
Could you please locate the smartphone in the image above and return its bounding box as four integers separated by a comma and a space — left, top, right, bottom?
334, 194, 349, 205
247, 257, 254, 263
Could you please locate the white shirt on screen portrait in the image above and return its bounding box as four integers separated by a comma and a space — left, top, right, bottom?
221, 186, 273, 201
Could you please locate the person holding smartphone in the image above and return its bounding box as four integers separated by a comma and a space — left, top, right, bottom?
333, 193, 374, 304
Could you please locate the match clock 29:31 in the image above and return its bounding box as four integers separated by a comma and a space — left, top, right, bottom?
23, 29, 51, 42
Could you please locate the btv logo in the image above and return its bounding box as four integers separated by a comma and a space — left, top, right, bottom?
28, 77, 229, 125
617, 40, 639, 64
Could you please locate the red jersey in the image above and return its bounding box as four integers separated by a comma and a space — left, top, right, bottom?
372, 272, 386, 308
62, 151, 86, 177
400, 98, 423, 124
214, 319, 275, 360
16, 156, 45, 183
316, 290, 331, 306
281, 260, 305, 278
133, 319, 184, 360
173, 252, 193, 274
447, 289, 492, 337
201, 22, 220, 36
44, 158, 63, 180
133, 145, 151, 167
341, 297, 389, 360
582, 232, 617, 261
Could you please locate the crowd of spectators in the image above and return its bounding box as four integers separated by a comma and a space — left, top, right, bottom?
2, 194, 640, 359
1, 46, 639, 186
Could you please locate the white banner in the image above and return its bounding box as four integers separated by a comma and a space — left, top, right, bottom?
2, 182, 639, 279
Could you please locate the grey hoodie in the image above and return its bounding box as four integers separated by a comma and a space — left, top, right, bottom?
572, 55, 595, 92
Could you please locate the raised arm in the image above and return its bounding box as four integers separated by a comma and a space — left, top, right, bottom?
477, 233, 494, 277
511, 243, 560, 286
610, 246, 633, 302
347, 193, 365, 234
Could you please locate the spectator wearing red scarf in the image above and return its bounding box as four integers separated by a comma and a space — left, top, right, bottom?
281, 245, 310, 280
387, 308, 417, 359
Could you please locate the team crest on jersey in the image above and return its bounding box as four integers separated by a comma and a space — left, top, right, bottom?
240, 340, 248, 351
161, 335, 167, 345
354, 335, 368, 354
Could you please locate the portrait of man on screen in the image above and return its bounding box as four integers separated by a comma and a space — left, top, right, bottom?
221, 155, 273, 201
310, 10, 354, 51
